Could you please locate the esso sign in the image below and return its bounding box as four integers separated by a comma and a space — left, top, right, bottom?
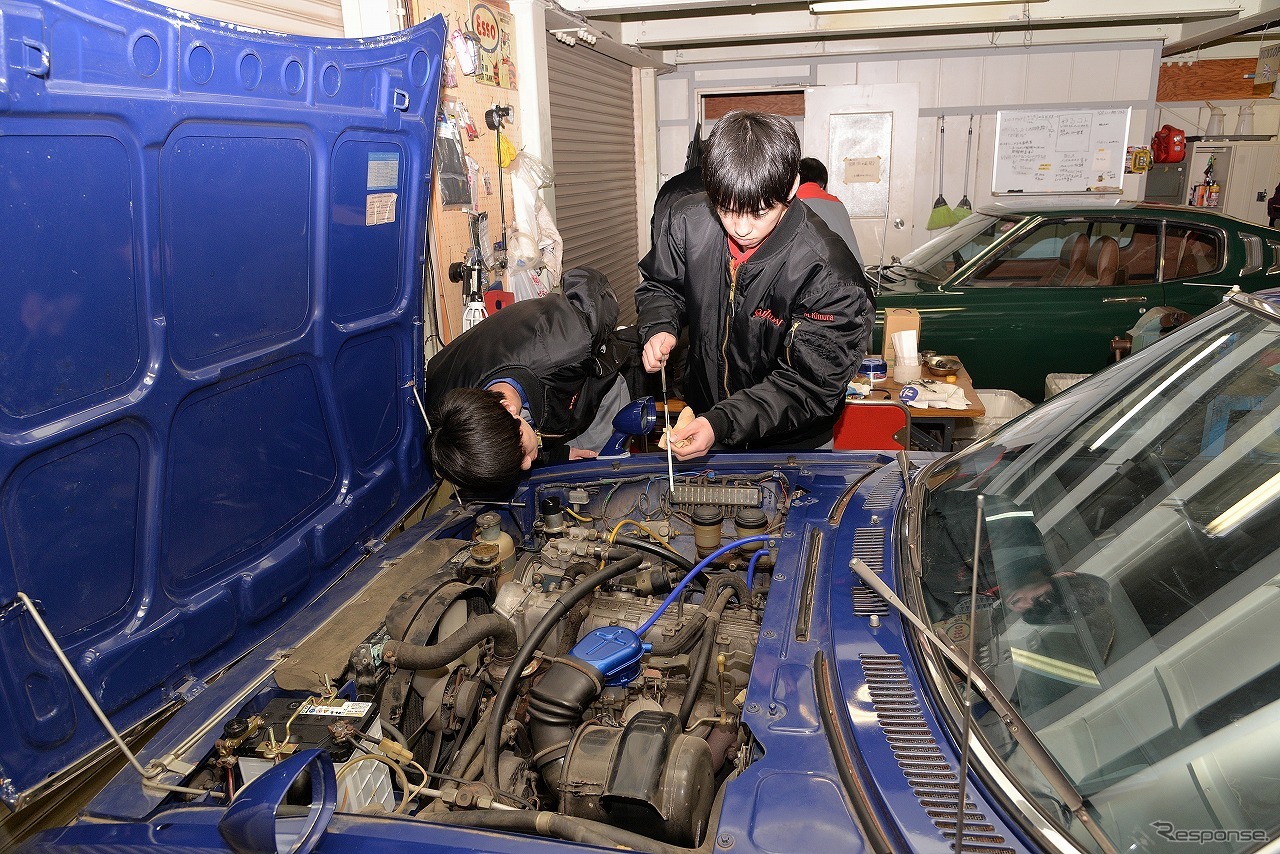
471, 5, 500, 53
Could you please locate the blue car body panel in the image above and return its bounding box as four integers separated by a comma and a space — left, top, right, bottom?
0, 0, 443, 808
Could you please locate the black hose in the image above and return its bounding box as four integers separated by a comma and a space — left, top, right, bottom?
707, 572, 749, 606
647, 573, 746, 657
647, 610, 710, 657
383, 613, 518, 671
416, 808, 692, 854
483, 551, 645, 787
679, 588, 735, 730
611, 534, 694, 571
447, 704, 492, 778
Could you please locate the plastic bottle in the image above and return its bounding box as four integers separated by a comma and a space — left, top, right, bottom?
1206, 103, 1225, 137
1236, 104, 1255, 136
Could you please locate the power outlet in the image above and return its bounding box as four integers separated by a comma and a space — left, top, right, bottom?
1258, 191, 1268, 202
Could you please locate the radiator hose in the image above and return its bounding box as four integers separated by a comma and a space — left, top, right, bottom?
383, 612, 518, 671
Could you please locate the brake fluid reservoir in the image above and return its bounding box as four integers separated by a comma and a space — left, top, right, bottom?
733, 507, 769, 551
476, 510, 515, 565
691, 506, 724, 558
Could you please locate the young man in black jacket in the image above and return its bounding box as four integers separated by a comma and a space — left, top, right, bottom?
425, 266, 632, 496
636, 110, 874, 459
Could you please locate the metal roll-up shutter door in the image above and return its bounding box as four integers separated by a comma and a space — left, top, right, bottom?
165, 0, 343, 37
547, 34, 640, 326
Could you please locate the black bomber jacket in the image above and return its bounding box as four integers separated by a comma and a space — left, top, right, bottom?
636, 193, 874, 447
424, 267, 626, 453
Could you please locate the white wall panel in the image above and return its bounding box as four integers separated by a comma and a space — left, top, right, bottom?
938, 55, 983, 107
694, 65, 812, 81
981, 52, 1027, 105
1069, 50, 1119, 101
658, 76, 690, 121
816, 60, 857, 87
167, 0, 343, 36
1116, 49, 1157, 101
898, 58, 941, 109
659, 41, 1163, 253
659, 131, 689, 183
858, 60, 899, 85
1025, 52, 1073, 104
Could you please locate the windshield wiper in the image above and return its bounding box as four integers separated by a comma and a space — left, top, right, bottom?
849, 558, 1120, 854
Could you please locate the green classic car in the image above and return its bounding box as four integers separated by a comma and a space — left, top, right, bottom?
873, 201, 1280, 400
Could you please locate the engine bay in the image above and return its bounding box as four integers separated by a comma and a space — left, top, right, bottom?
177, 467, 816, 848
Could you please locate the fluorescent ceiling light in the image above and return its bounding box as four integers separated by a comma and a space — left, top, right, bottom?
1207, 469, 1280, 537
812, 0, 1041, 12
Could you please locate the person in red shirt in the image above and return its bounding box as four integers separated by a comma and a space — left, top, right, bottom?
796, 157, 863, 266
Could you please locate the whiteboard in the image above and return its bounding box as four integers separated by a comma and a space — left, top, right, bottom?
992, 108, 1130, 195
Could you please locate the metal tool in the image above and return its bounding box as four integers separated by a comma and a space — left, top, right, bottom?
661, 361, 675, 492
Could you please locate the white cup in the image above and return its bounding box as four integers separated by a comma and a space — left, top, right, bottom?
893, 359, 921, 383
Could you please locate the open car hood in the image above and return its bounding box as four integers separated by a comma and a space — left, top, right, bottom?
0, 0, 442, 808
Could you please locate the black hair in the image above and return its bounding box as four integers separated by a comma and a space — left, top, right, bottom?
799, 157, 828, 189
701, 110, 801, 215
429, 387, 524, 497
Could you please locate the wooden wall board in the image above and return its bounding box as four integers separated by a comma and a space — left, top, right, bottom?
1157, 59, 1259, 102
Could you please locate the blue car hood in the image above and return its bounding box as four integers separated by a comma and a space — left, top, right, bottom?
0, 0, 442, 808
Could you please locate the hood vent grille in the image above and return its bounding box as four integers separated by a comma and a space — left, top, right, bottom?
861, 654, 1014, 853
852, 527, 885, 571
852, 586, 890, 617
863, 473, 901, 511
851, 527, 888, 616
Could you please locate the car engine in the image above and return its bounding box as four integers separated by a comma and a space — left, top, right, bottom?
187, 470, 795, 848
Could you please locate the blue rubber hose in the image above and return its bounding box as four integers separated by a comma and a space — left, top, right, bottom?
637, 534, 772, 637
746, 548, 770, 592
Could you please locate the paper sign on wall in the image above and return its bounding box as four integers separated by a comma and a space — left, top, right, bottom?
843, 156, 882, 184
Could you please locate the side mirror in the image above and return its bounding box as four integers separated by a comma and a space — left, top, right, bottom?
219, 748, 337, 854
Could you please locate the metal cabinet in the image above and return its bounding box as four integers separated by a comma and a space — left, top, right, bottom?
1143, 139, 1280, 226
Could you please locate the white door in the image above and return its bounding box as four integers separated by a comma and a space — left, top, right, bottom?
804, 84, 918, 264
1223, 141, 1280, 226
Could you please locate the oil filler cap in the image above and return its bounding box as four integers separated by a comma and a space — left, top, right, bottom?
570, 627, 650, 687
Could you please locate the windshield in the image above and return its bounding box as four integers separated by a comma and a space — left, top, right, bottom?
914, 296, 1280, 853
893, 214, 1021, 282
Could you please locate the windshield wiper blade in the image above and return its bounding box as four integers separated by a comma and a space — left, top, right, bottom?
849, 558, 1120, 854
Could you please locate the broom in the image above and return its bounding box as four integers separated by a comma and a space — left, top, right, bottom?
927, 116, 959, 230
954, 115, 974, 220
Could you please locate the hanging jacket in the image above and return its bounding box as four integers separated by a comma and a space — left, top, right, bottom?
425, 267, 630, 451
637, 194, 874, 448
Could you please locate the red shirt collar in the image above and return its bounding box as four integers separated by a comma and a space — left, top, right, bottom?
728, 237, 761, 265
795, 181, 842, 204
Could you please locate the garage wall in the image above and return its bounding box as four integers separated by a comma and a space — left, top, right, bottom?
657, 42, 1162, 259
163, 0, 345, 36
547, 34, 642, 325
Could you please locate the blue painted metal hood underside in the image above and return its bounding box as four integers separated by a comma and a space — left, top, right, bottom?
0, 0, 443, 807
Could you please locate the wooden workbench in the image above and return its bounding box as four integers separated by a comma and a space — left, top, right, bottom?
853, 364, 985, 450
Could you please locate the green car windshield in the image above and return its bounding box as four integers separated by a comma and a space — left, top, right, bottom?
893, 213, 1021, 283
913, 295, 1280, 852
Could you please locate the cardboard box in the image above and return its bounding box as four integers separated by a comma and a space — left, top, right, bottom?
883, 308, 920, 369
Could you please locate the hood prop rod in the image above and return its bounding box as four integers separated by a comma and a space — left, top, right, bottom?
8, 592, 215, 799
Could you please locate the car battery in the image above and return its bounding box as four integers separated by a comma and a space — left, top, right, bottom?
233, 696, 395, 811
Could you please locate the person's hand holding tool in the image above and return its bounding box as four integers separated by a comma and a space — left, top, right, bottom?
642, 332, 677, 373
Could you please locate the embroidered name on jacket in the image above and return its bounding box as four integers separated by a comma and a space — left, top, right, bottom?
753, 308, 784, 327
804, 311, 836, 322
